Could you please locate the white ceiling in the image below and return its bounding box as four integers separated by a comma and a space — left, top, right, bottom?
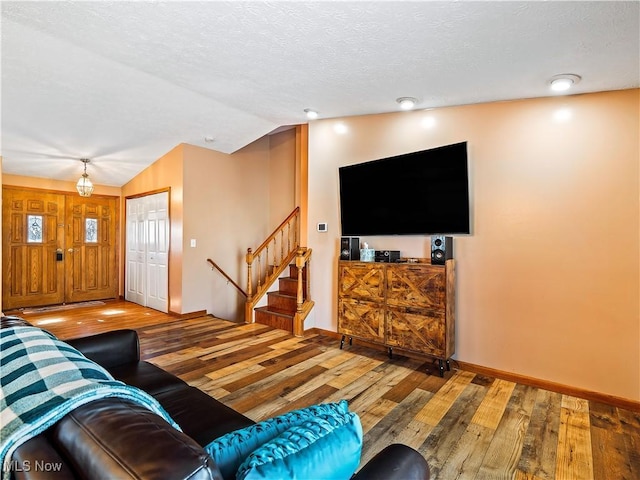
1, 1, 639, 187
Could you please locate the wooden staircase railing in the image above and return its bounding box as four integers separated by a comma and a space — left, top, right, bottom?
206, 258, 247, 297
208, 206, 313, 335
245, 207, 303, 323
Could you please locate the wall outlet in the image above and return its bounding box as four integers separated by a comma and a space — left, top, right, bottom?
190, 239, 197, 248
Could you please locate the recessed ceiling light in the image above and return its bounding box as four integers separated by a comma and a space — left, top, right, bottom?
396, 97, 418, 110
549, 74, 581, 92
304, 108, 319, 120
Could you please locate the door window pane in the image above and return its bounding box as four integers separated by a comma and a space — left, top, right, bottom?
27, 215, 43, 243
86, 218, 98, 243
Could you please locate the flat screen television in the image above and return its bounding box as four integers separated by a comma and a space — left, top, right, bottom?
339, 142, 470, 236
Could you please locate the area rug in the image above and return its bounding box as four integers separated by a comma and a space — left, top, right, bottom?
17, 301, 106, 314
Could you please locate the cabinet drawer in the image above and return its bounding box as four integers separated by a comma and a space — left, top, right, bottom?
338, 262, 385, 301
386, 264, 445, 309
338, 298, 385, 343
385, 306, 446, 357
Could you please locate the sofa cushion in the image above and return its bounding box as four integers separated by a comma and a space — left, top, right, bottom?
206, 401, 350, 480
236, 411, 363, 480
154, 386, 255, 447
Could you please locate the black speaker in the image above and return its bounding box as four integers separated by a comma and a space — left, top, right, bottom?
340, 237, 360, 261
431, 236, 453, 265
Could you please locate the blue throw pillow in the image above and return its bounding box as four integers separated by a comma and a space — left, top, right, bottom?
206, 401, 350, 480
236, 412, 363, 480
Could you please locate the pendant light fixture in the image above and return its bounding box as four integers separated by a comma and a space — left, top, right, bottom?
76, 158, 94, 197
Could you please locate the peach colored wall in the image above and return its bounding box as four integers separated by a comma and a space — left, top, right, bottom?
306, 89, 639, 401
121, 145, 184, 314
118, 133, 293, 320
182, 141, 272, 320
268, 129, 297, 230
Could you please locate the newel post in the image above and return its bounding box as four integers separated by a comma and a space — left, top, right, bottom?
293, 248, 306, 337
245, 248, 254, 323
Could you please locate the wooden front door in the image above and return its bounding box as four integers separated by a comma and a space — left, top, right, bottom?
65, 195, 118, 303
2, 189, 66, 309
2, 187, 119, 310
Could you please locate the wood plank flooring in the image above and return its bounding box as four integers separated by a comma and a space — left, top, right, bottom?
8, 300, 640, 480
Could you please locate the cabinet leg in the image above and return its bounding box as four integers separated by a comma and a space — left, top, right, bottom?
349, 337, 353, 346
340, 335, 345, 350
388, 347, 393, 359
446, 359, 451, 371
438, 359, 445, 377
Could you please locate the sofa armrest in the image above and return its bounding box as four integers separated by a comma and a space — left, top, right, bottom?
50, 398, 223, 480
353, 444, 430, 480
1, 315, 34, 329
66, 329, 140, 369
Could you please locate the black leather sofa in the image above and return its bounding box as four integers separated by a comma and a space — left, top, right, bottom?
2, 317, 430, 479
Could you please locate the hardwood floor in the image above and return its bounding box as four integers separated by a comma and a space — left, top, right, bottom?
8, 300, 640, 480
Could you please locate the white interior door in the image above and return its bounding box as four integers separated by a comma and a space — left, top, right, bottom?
125, 192, 169, 312
145, 192, 169, 312
125, 197, 145, 306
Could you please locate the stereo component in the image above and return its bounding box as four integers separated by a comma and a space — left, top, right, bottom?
374, 250, 400, 263
431, 236, 453, 265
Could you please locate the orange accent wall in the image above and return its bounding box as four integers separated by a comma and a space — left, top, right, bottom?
296, 125, 310, 246
306, 89, 640, 401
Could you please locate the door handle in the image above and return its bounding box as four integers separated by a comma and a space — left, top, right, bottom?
68, 248, 74, 253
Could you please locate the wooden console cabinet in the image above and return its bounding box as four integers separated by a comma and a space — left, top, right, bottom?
337, 260, 455, 375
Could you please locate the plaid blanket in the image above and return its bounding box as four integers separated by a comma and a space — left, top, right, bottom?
0, 326, 179, 476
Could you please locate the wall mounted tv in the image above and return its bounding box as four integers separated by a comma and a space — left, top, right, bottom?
339, 141, 470, 236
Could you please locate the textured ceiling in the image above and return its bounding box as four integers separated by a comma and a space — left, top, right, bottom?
1, 1, 639, 187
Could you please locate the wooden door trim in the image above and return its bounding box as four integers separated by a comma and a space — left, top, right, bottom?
125, 187, 171, 201
3, 185, 119, 200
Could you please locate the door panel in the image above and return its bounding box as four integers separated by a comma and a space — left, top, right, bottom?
146, 192, 169, 312
65, 195, 118, 302
125, 192, 169, 313
2, 189, 66, 309
125, 198, 146, 305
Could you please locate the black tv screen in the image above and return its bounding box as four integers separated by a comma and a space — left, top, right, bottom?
339, 142, 470, 236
